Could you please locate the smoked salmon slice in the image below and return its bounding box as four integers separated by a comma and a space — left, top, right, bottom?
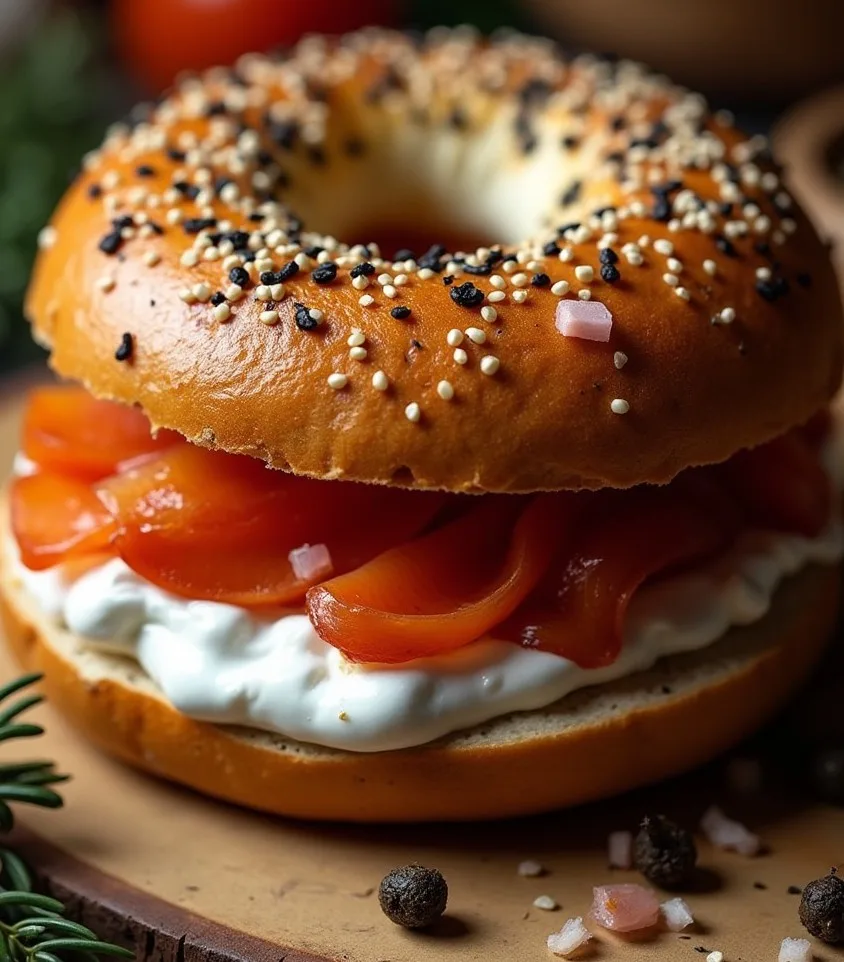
719, 431, 831, 538
11, 472, 116, 570
95, 445, 448, 606
306, 493, 582, 663
497, 480, 741, 668
22, 386, 182, 482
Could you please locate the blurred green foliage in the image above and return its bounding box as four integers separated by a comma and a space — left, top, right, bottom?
0, 10, 108, 373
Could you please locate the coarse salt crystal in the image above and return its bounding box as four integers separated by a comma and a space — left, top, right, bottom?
288, 543, 333, 583
591, 884, 660, 933
779, 937, 812, 962
700, 806, 761, 856
547, 918, 592, 957
556, 300, 612, 342
660, 897, 694, 932
608, 831, 633, 869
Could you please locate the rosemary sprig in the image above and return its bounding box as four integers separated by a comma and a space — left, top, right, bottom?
0, 674, 133, 960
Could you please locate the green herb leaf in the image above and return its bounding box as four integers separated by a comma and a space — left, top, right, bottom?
28, 940, 134, 958
0, 787, 62, 809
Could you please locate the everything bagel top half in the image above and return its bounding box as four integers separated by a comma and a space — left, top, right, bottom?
27, 28, 843, 493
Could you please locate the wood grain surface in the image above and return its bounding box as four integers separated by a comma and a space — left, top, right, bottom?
1, 375, 844, 962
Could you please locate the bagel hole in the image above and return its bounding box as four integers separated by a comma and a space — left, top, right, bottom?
278, 117, 561, 255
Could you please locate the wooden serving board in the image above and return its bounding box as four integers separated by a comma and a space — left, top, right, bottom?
1, 374, 844, 962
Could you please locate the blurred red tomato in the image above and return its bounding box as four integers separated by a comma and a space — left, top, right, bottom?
113, 0, 400, 94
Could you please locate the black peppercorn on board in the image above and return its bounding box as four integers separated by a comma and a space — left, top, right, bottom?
0, 380, 843, 962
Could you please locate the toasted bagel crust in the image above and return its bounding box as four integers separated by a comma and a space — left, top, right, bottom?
2, 540, 837, 822
26, 30, 843, 492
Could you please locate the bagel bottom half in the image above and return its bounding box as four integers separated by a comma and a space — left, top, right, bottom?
0, 508, 839, 822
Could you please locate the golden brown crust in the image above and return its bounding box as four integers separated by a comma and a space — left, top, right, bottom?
2, 544, 837, 822
26, 30, 843, 492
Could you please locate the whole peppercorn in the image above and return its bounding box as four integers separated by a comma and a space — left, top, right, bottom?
811, 749, 844, 806
378, 864, 448, 929
799, 872, 844, 943
634, 815, 698, 889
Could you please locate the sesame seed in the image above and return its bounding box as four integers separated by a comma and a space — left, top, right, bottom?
405, 402, 421, 423
490, 274, 506, 290
178, 288, 197, 304
613, 351, 628, 369
481, 306, 497, 323
417, 268, 435, 280
675, 287, 691, 301
703, 259, 717, 276
225, 284, 244, 302
394, 273, 408, 286
383, 285, 398, 298
371, 370, 389, 391
192, 283, 212, 302
453, 348, 469, 365
213, 302, 232, 322
348, 332, 366, 347
255, 286, 272, 301
143, 251, 161, 267
352, 275, 369, 290
377, 273, 393, 286
437, 380, 455, 400
487, 290, 506, 303
259, 310, 279, 325
611, 398, 630, 414
551, 280, 570, 296
180, 249, 199, 268
114, 332, 133, 362
512, 289, 528, 303
465, 327, 486, 344
511, 272, 529, 288
447, 329, 464, 347
359, 294, 375, 307
38, 226, 57, 249
574, 265, 594, 282
662, 272, 679, 287
654, 238, 674, 255
480, 355, 500, 376
756, 267, 772, 281
558, 247, 573, 262
327, 373, 348, 390
349, 346, 367, 361
577, 289, 592, 300
666, 258, 683, 273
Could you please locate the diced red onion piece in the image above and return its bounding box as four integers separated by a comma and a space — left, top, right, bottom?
779, 937, 812, 962
547, 917, 592, 957
555, 300, 613, 342
660, 897, 695, 932
591, 883, 661, 933
608, 831, 633, 869
288, 543, 333, 583
700, 805, 761, 856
